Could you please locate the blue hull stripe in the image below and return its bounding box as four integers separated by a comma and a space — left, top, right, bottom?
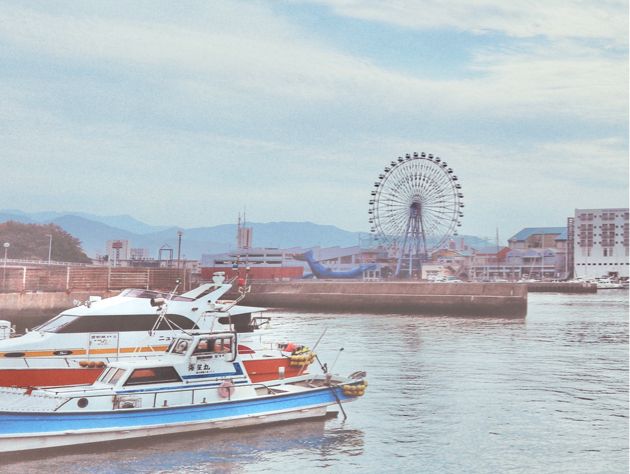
119, 378, 249, 395
0, 387, 354, 436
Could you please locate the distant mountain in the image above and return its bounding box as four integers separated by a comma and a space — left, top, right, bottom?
0, 210, 35, 224
0, 210, 492, 260
0, 210, 169, 234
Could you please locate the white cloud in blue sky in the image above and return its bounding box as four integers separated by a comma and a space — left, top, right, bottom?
0, 0, 627, 239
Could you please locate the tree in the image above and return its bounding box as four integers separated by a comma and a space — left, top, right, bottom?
0, 221, 91, 263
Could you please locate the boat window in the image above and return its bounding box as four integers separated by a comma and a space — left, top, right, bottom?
193, 338, 213, 354
194, 337, 233, 354
98, 367, 114, 383
108, 368, 126, 386
34, 315, 79, 332
38, 314, 198, 333
171, 339, 191, 354
124, 366, 182, 386
214, 337, 232, 353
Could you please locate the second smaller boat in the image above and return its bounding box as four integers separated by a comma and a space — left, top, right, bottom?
0, 329, 367, 454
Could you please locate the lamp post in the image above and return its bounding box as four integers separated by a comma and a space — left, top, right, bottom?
540, 232, 545, 280
2, 242, 9, 289
177, 231, 183, 269
46, 234, 52, 265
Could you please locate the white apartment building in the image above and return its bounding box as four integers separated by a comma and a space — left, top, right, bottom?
573, 208, 629, 278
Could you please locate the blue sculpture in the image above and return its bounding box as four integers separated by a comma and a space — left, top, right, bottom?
298, 250, 376, 279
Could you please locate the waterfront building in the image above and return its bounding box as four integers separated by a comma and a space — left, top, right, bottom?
105, 239, 130, 266
200, 245, 385, 281
130, 248, 150, 260
507, 227, 569, 279
236, 214, 253, 250
468, 246, 512, 281
573, 208, 629, 278
508, 227, 566, 251
431, 248, 472, 279
200, 247, 305, 281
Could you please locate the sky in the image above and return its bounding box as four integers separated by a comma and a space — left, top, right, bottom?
0, 0, 628, 240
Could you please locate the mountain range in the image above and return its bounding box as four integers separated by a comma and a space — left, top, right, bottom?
0, 210, 492, 259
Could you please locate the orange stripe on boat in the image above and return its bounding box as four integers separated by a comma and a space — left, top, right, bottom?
0, 345, 169, 358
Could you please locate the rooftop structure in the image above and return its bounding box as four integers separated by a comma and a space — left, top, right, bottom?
508, 227, 566, 250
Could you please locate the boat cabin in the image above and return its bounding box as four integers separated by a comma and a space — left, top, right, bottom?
94, 332, 243, 390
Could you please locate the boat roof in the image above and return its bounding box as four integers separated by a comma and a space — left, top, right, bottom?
58, 285, 266, 317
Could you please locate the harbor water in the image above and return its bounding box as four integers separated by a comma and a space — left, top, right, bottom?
4, 291, 628, 473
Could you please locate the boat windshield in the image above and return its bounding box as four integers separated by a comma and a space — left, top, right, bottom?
100, 368, 126, 386
119, 289, 193, 302
33, 315, 79, 333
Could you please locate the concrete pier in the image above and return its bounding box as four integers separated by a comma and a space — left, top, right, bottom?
235, 281, 528, 316
0, 281, 530, 321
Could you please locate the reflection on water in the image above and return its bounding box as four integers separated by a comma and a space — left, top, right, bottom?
6, 418, 364, 473
2, 291, 628, 473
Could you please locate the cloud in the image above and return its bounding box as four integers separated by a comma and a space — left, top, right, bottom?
0, 1, 626, 237
303, 0, 628, 45
0, 1, 625, 128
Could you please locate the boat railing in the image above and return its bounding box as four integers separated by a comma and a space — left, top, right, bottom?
50, 379, 331, 412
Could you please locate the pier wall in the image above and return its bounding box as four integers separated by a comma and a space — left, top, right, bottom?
0, 291, 116, 320
0, 266, 190, 293
235, 281, 528, 316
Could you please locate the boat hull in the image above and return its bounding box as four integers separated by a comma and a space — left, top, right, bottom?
0, 406, 328, 453
0, 386, 353, 453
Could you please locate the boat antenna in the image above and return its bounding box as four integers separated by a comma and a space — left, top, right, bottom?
328, 347, 344, 374
323, 347, 348, 421
298, 327, 327, 376
149, 279, 181, 336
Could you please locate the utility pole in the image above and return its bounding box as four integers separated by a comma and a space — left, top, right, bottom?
2, 242, 9, 289
177, 231, 183, 269
46, 234, 52, 265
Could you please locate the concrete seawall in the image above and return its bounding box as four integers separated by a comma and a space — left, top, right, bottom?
235, 281, 528, 316
0, 291, 117, 320
0, 282, 528, 320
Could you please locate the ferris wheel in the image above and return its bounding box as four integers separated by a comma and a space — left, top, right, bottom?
368, 152, 464, 278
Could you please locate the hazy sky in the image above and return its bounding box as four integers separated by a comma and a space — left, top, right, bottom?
1, 0, 627, 239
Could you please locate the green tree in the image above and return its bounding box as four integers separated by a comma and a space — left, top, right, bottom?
0, 221, 91, 263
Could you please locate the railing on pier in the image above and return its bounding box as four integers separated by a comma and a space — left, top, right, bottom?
0, 266, 191, 293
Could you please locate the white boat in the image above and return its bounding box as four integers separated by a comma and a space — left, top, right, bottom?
594, 278, 625, 289
0, 330, 367, 454
0, 274, 312, 387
